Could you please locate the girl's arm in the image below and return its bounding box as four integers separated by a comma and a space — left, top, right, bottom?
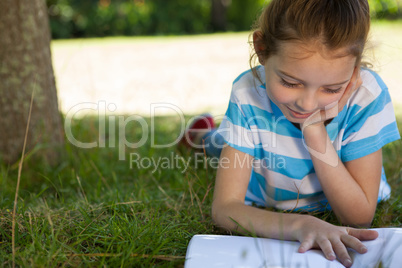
301, 68, 381, 226
211, 145, 378, 268
302, 124, 381, 226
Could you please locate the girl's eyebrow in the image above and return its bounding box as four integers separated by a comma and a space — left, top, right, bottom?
277, 70, 350, 86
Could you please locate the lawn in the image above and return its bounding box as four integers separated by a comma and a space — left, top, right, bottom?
1, 21, 402, 267
51, 21, 402, 117
0, 112, 401, 267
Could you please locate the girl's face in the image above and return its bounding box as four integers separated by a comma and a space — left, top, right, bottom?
263, 42, 357, 124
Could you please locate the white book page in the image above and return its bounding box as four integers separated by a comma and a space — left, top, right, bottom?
185, 228, 402, 268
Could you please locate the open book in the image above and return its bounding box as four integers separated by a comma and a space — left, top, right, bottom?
185, 228, 402, 268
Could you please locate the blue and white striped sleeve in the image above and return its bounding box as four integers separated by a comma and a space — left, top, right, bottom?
340, 70, 400, 162
218, 93, 256, 157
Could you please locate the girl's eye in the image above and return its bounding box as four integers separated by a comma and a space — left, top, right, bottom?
323, 87, 342, 94
280, 78, 343, 94
280, 79, 300, 88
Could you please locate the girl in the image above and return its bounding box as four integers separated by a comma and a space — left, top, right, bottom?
180, 0, 400, 267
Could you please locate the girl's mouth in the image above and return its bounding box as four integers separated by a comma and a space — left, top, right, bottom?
286, 107, 314, 119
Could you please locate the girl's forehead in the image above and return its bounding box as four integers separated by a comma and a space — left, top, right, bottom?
277, 41, 353, 61
268, 41, 357, 84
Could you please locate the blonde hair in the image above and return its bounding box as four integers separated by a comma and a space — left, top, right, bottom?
250, 0, 371, 81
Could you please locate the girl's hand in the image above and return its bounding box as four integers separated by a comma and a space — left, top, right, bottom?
329, 66, 362, 118
294, 216, 378, 268
302, 67, 362, 129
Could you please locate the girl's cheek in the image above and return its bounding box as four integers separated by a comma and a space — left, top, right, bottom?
319, 94, 343, 109
269, 86, 295, 104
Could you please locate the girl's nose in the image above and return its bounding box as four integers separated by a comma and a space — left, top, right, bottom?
296, 91, 318, 112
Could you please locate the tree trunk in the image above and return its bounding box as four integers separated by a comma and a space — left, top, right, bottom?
0, 0, 64, 165
211, 0, 231, 31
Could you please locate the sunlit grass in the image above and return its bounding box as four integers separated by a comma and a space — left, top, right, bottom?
0, 112, 401, 267
51, 20, 402, 119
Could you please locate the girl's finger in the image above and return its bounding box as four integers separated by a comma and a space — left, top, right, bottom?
316, 238, 336, 261
351, 67, 362, 91
345, 67, 360, 93
347, 228, 379, 241
341, 234, 368, 254
298, 238, 314, 253
334, 67, 360, 115
331, 239, 353, 268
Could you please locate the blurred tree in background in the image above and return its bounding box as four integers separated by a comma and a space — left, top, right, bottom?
211, 0, 230, 31
369, 0, 402, 19
46, 0, 402, 39
226, 0, 266, 31
47, 0, 211, 38
0, 0, 64, 165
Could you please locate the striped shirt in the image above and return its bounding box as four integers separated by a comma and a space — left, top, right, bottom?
217, 66, 400, 211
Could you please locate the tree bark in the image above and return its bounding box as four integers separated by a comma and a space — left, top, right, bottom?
0, 0, 64, 165
211, 0, 231, 31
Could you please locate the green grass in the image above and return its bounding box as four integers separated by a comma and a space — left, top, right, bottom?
0, 113, 401, 267
0, 115, 220, 267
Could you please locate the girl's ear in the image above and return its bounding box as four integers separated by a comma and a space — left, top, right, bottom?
253, 31, 266, 65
